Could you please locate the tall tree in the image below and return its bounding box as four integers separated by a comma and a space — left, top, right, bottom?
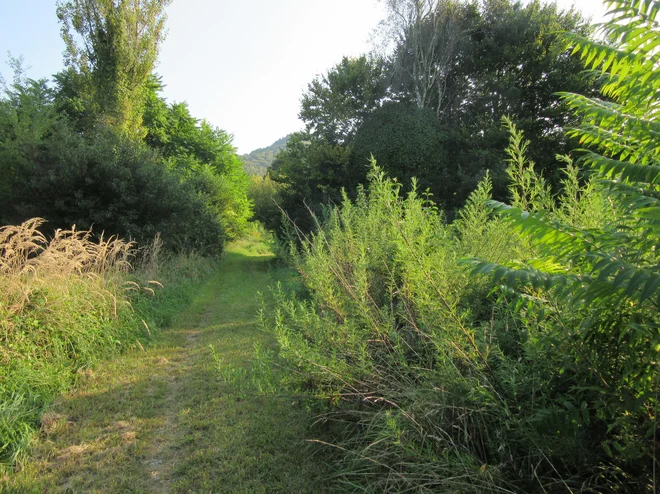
380, 0, 467, 115
300, 56, 387, 144
270, 0, 597, 240
56, 0, 171, 136
142, 78, 253, 238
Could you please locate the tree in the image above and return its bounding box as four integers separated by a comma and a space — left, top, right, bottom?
269, 133, 353, 235
351, 102, 451, 204
469, 0, 660, 486
248, 174, 285, 231
142, 78, 253, 238
0, 66, 59, 226
450, 0, 594, 181
300, 56, 387, 144
269, 0, 598, 239
380, 0, 467, 115
56, 0, 172, 136
0, 66, 225, 253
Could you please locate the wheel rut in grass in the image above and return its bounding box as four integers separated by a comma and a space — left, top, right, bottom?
4, 240, 329, 493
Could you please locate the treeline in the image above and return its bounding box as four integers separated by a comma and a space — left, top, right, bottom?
252, 0, 596, 235
0, 0, 251, 254
245, 0, 659, 492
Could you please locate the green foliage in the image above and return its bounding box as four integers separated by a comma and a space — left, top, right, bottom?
351, 102, 450, 205
272, 0, 599, 235
501, 116, 554, 212
0, 69, 58, 216
464, 1, 660, 487
269, 132, 353, 235
437, 0, 597, 205
258, 169, 519, 491
142, 79, 252, 239
248, 174, 286, 232
0, 3, 251, 249
242, 135, 290, 176
1, 65, 250, 252
259, 158, 655, 491
254, 4, 659, 491
56, 0, 172, 136
300, 56, 387, 144
0, 82, 225, 252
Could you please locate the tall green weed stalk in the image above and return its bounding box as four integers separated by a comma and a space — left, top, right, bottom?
259, 167, 532, 492
261, 151, 651, 491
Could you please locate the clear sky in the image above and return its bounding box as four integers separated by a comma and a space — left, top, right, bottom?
1, 0, 607, 154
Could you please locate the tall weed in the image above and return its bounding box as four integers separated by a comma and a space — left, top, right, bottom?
259, 168, 520, 492
258, 155, 651, 491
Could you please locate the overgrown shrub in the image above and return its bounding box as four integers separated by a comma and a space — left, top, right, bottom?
0, 67, 250, 254
255, 2, 659, 490
259, 153, 652, 491
259, 168, 530, 492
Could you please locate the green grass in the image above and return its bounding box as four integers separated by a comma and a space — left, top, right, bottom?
1, 239, 329, 493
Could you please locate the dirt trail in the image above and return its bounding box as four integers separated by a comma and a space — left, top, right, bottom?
4, 242, 328, 493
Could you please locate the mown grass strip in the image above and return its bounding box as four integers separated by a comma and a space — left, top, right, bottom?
2, 239, 329, 493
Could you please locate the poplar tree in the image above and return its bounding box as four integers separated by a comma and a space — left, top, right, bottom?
56, 0, 172, 136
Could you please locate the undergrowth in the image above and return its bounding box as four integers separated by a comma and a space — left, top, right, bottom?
256, 158, 653, 492
248, 3, 659, 491
0, 219, 215, 469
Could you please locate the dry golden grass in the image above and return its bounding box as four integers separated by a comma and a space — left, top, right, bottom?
0, 218, 134, 318
0, 217, 133, 276
0, 218, 218, 470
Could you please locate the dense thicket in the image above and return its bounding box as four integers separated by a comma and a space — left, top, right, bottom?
253, 1, 659, 491
0, 1, 251, 253
268, 133, 352, 234
142, 78, 252, 239
263, 0, 596, 235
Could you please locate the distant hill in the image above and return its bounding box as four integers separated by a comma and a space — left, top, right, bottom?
242, 135, 290, 176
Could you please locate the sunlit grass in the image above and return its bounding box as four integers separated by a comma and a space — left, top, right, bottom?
2, 237, 329, 492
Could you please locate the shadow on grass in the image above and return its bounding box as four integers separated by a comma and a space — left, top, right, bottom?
7, 354, 329, 492
3, 240, 330, 493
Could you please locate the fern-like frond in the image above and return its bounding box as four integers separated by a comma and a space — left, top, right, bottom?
581, 152, 660, 183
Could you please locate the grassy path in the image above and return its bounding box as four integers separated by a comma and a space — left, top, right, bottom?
3, 241, 328, 493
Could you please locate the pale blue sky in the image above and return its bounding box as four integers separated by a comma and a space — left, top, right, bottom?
1, 0, 606, 154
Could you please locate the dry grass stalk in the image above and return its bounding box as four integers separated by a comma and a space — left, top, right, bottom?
0, 218, 135, 317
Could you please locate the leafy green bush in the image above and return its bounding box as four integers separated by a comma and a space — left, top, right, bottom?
248, 174, 286, 232
258, 167, 519, 492
143, 81, 253, 239
468, 0, 660, 486
1, 68, 251, 254
259, 152, 653, 491
0, 77, 226, 254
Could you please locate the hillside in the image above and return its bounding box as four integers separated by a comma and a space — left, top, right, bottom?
242, 135, 290, 175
